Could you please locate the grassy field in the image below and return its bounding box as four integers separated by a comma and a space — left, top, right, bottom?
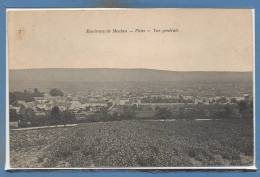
10, 119, 253, 168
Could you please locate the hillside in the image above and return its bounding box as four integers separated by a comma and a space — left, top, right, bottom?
9, 68, 252, 83
9, 68, 252, 93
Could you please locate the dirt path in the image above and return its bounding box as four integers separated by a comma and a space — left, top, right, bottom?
11, 124, 78, 131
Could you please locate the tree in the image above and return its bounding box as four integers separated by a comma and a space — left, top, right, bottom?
49, 88, 64, 97
107, 102, 113, 108
34, 88, 39, 94
9, 92, 17, 105
19, 107, 35, 127
216, 96, 227, 104
51, 106, 62, 125
131, 104, 138, 111
9, 109, 18, 122
24, 108, 35, 121
10, 91, 35, 103
33, 88, 44, 97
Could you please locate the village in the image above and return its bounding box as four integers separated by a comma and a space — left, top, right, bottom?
9, 87, 252, 128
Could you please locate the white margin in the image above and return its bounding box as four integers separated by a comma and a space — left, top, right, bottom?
252, 8, 256, 167
5, 7, 256, 11
4, 8, 257, 171
5, 9, 10, 171
5, 166, 258, 171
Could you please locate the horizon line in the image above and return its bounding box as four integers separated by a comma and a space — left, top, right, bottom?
9, 67, 253, 72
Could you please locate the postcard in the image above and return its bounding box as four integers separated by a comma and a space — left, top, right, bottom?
6, 8, 255, 170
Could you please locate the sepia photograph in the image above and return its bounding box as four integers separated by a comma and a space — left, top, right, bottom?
6, 8, 255, 169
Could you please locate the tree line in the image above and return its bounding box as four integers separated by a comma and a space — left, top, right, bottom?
10, 88, 64, 105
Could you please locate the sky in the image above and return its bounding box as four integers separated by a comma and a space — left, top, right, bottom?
7, 9, 253, 71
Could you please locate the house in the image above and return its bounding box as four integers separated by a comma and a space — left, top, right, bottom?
34, 96, 45, 101
69, 100, 84, 111
233, 97, 244, 101
36, 102, 50, 110
35, 112, 47, 116
84, 102, 107, 107
17, 100, 29, 108
10, 105, 20, 113
201, 97, 210, 105
195, 98, 203, 104
10, 121, 19, 128
108, 107, 123, 116
119, 99, 129, 105
130, 99, 141, 108
59, 106, 67, 111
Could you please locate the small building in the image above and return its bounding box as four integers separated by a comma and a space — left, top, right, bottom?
35, 112, 47, 116
9, 105, 20, 114
69, 101, 84, 110
119, 99, 129, 105
10, 121, 18, 128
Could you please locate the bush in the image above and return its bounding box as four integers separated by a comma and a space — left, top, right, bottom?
49, 88, 64, 97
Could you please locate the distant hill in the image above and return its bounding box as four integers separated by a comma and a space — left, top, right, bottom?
9, 68, 252, 92
9, 68, 252, 83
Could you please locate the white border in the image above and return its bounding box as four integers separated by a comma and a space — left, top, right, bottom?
5, 166, 258, 170
5, 9, 10, 170
5, 8, 257, 171
252, 8, 256, 168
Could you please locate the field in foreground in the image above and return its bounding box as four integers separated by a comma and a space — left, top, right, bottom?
10, 119, 253, 168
